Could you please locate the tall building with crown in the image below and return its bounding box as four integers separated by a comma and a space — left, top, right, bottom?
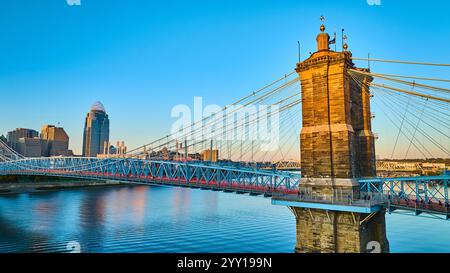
82, 101, 110, 157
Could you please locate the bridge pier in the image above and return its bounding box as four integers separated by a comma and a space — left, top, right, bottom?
284, 21, 390, 253
291, 207, 389, 253
275, 177, 390, 253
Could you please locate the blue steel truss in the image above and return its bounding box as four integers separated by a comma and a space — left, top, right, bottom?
359, 174, 450, 219
0, 156, 448, 219
0, 157, 301, 195
0, 140, 23, 162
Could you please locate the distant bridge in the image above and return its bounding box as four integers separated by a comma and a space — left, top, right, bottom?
261, 160, 302, 171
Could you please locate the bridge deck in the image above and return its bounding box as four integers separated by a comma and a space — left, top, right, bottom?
272, 195, 383, 213
387, 198, 450, 219
0, 157, 448, 219
272, 195, 450, 218
0, 169, 299, 196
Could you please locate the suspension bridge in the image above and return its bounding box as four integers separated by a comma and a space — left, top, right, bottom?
0, 22, 449, 252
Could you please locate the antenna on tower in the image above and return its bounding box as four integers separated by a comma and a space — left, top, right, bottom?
320, 15, 325, 24
343, 34, 348, 51
334, 28, 337, 51
320, 15, 326, 32
329, 28, 337, 50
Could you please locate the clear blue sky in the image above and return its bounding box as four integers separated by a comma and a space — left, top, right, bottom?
0, 0, 449, 156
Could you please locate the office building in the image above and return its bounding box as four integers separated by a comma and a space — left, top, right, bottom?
16, 137, 42, 157
202, 149, 219, 162
7, 128, 39, 151
97, 141, 128, 158
40, 125, 73, 156
82, 101, 110, 157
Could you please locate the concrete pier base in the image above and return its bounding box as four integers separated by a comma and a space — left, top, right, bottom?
291, 207, 389, 253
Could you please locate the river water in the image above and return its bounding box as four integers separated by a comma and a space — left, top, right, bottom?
0, 183, 449, 253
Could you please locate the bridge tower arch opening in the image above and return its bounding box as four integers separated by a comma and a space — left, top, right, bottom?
291, 22, 389, 253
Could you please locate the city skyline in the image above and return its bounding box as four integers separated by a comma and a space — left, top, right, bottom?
5, 125, 72, 157
0, 1, 449, 256
0, 0, 449, 158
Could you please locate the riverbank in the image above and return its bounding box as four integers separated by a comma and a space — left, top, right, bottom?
0, 175, 126, 195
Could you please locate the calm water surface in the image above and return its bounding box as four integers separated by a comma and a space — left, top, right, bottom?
0, 183, 449, 253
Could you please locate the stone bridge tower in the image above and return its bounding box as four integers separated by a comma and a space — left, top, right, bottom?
292, 23, 389, 253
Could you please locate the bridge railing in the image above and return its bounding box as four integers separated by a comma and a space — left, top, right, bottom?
359, 174, 449, 216
0, 157, 302, 194
273, 192, 387, 208
359, 174, 448, 199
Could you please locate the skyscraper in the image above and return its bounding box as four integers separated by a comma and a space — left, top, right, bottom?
7, 128, 39, 151
40, 125, 73, 156
82, 101, 110, 157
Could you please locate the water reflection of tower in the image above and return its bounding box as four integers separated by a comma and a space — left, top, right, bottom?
130, 186, 148, 225
29, 200, 58, 252
173, 188, 191, 219
203, 192, 218, 215
80, 194, 107, 225
108, 186, 148, 226
78, 192, 107, 251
